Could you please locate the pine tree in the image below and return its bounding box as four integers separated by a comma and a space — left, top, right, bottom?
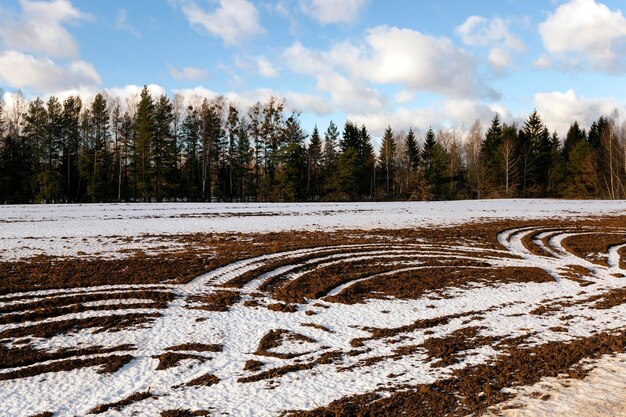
235, 118, 252, 201
248, 103, 262, 198
226, 105, 239, 200
180, 107, 201, 200
22, 98, 47, 200
260, 97, 285, 200
200, 98, 225, 201
61, 96, 82, 202
86, 93, 111, 202
118, 111, 134, 201
134, 86, 154, 200
111, 100, 123, 202
152, 95, 175, 201
40, 96, 63, 202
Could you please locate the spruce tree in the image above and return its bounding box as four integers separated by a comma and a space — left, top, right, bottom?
307, 125, 323, 200
379, 126, 396, 198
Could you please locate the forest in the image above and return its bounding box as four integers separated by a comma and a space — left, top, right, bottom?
0, 86, 625, 203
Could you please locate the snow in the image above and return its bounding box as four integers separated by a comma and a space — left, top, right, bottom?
483, 352, 626, 417
0, 201, 624, 416
0, 199, 625, 260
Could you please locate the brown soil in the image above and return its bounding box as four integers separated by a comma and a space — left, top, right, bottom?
325, 267, 553, 304
266, 302, 299, 312
255, 329, 316, 359
301, 323, 333, 332
89, 391, 154, 414
29, 413, 54, 417
238, 363, 315, 383
419, 326, 512, 368
587, 287, 626, 309
0, 343, 134, 370
244, 359, 264, 372
185, 373, 220, 387
0, 354, 133, 381
166, 343, 223, 352
521, 229, 559, 257
561, 232, 626, 266
560, 264, 595, 286
0, 290, 173, 316
188, 291, 241, 312
0, 291, 173, 326
285, 329, 626, 417
160, 410, 211, 417
152, 352, 210, 370
0, 313, 160, 340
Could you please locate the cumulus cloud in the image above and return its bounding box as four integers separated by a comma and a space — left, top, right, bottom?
170, 66, 209, 81
348, 98, 507, 138
0, 51, 100, 93
534, 89, 624, 135
176, 0, 264, 46
538, 0, 626, 73
0, 0, 88, 60
457, 16, 525, 72
283, 26, 498, 115
284, 42, 386, 114
300, 0, 367, 24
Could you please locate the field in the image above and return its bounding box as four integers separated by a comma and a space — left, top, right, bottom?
1, 200, 625, 417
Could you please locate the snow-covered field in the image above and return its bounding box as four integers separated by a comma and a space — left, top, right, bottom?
1, 199, 625, 260
0, 201, 625, 416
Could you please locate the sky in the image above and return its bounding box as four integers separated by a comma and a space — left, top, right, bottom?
2, 0, 626, 140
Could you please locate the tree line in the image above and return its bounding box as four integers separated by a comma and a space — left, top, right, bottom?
1, 86, 625, 203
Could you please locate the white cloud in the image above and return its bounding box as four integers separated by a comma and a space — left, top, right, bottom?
300, 0, 367, 24
176, 0, 264, 46
115, 8, 141, 38
256, 56, 278, 77
284, 42, 386, 114
349, 107, 437, 138
348, 99, 507, 138
457, 16, 525, 72
283, 26, 498, 111
173, 86, 331, 116
538, 0, 626, 72
0, 51, 100, 94
359, 26, 496, 98
234, 55, 279, 77
394, 90, 414, 105
534, 89, 624, 135
170, 66, 209, 81
0, 0, 88, 59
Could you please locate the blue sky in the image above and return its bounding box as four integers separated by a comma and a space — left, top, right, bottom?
2, 0, 626, 139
